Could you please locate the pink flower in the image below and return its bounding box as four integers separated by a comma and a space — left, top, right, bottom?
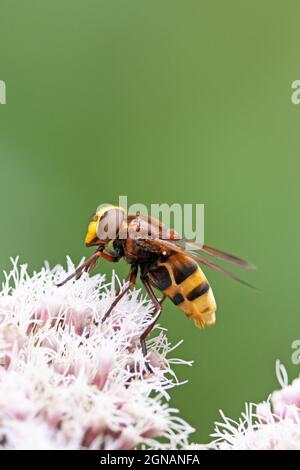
0, 257, 193, 450
204, 361, 300, 450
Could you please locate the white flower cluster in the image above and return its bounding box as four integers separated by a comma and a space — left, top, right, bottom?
0, 258, 194, 450
207, 361, 300, 450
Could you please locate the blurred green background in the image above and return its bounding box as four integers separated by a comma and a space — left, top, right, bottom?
0, 0, 299, 443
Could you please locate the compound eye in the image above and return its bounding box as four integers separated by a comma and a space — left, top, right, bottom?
97, 207, 125, 240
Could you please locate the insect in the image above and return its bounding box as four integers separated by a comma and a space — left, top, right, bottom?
57, 205, 255, 358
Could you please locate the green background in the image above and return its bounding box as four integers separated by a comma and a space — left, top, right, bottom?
0, 0, 299, 443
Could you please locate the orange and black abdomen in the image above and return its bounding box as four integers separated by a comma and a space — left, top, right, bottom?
147, 253, 217, 328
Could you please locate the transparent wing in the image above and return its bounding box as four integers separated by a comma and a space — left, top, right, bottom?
186, 250, 256, 289
183, 240, 255, 270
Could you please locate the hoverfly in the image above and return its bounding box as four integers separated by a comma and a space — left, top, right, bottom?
57, 205, 255, 357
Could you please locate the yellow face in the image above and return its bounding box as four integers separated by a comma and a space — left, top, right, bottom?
85, 217, 99, 246
85, 205, 125, 246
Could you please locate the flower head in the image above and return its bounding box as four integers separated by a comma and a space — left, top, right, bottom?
0, 257, 193, 449
204, 360, 300, 450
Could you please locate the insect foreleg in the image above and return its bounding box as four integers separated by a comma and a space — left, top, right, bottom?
56, 248, 103, 287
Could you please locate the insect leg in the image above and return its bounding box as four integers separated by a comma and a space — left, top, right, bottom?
101, 266, 138, 323
56, 248, 102, 287
140, 278, 163, 358
115, 271, 131, 296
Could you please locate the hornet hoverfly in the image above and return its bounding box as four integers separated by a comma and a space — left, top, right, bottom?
57, 205, 255, 358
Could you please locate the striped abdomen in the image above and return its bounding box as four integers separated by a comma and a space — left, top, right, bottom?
147, 254, 217, 328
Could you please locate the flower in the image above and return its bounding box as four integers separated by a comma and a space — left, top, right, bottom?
0, 257, 194, 450
271, 361, 300, 421
201, 360, 300, 450
209, 402, 300, 450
